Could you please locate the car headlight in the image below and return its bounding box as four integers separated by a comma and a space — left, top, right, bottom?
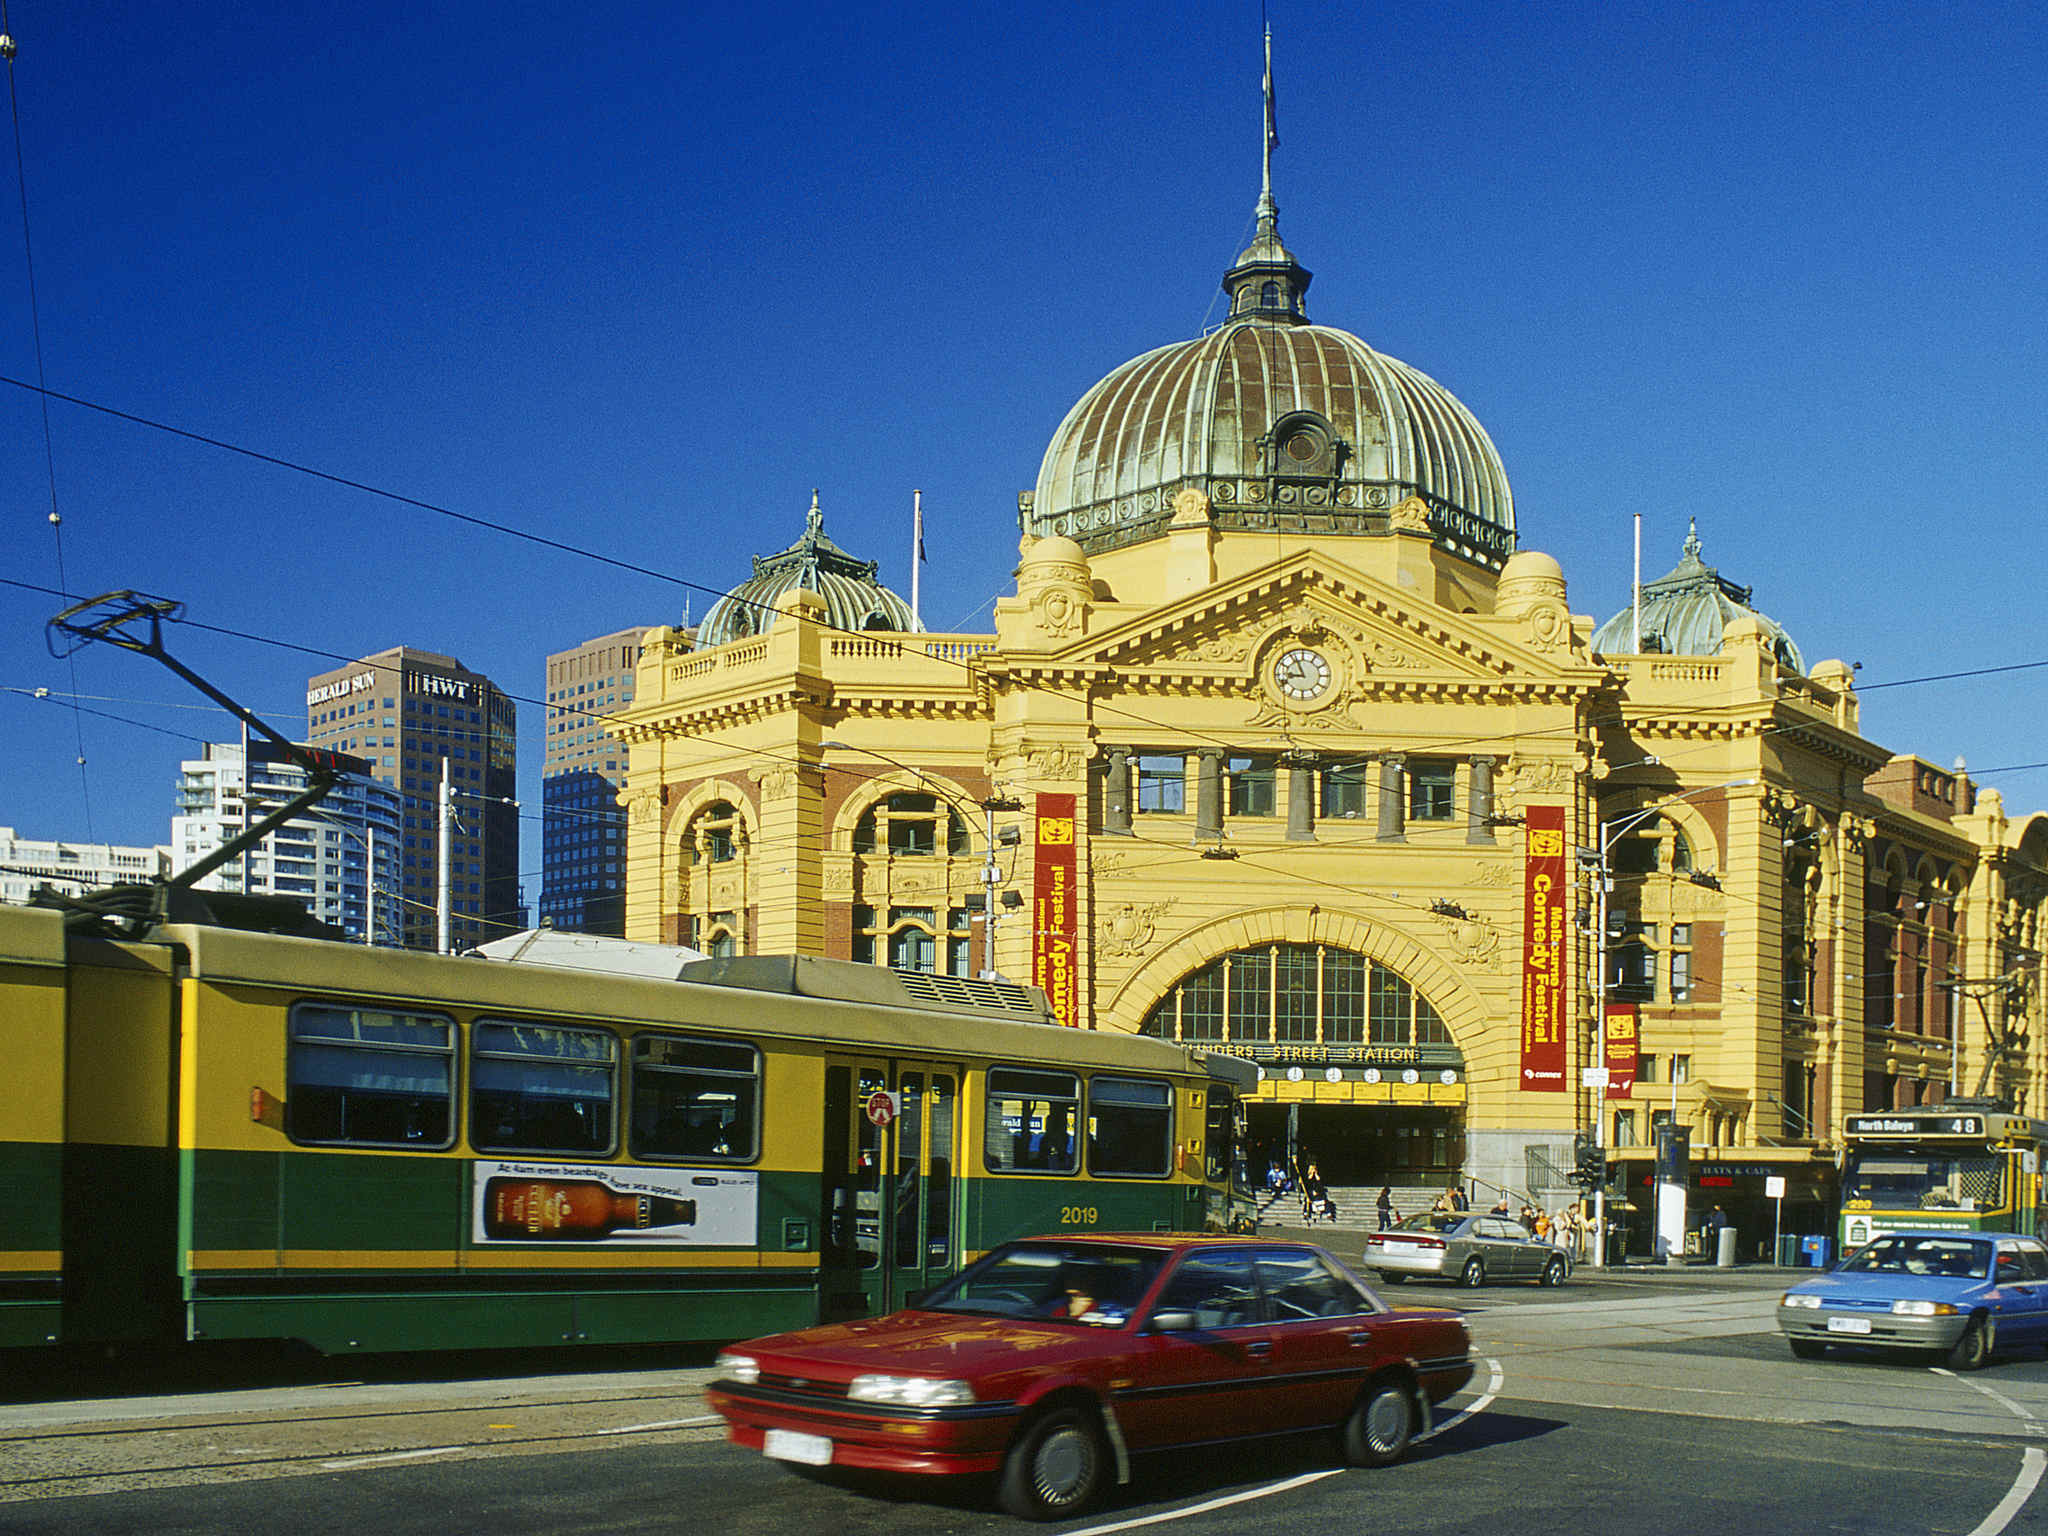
847, 1374, 977, 1408
1781, 1293, 1822, 1309
714, 1351, 761, 1384
1891, 1300, 1960, 1317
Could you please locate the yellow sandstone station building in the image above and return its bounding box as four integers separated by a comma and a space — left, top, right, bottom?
611, 149, 2047, 1251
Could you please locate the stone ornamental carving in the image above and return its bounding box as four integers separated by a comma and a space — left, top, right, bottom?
627, 790, 662, 825
1364, 638, 1424, 671
1099, 900, 1175, 958
1285, 605, 1326, 642
1390, 495, 1432, 533
1469, 861, 1516, 889
1433, 908, 1501, 965
1525, 602, 1568, 652
1172, 487, 1212, 524
755, 767, 797, 801
1196, 631, 1254, 663
1036, 586, 1082, 638
1025, 744, 1087, 782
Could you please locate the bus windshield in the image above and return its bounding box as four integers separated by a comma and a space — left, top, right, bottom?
1842, 1150, 2005, 1212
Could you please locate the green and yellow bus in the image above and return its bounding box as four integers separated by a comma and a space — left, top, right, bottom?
1, 902, 1255, 1354
1839, 1104, 2048, 1254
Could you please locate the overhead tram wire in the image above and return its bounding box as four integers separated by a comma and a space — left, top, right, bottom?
15, 572, 2048, 860
10, 375, 2041, 797
2, 12, 95, 838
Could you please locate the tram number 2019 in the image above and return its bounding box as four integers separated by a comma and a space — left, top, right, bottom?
1061, 1206, 1100, 1226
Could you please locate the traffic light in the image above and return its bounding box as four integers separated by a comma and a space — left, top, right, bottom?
1572, 1134, 1604, 1189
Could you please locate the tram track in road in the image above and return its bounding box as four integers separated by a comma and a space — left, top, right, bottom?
0, 1382, 727, 1503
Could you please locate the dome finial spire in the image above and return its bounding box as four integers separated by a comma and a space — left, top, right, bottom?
807, 488, 823, 537
1260, 23, 1278, 219
1222, 24, 1312, 322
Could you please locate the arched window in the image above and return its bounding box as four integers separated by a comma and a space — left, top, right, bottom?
684, 801, 743, 866
1607, 813, 1694, 876
1260, 280, 1280, 308
850, 903, 972, 975
1141, 943, 1456, 1054
852, 792, 971, 856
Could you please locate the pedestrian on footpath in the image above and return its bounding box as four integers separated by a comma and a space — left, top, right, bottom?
1376, 1185, 1393, 1229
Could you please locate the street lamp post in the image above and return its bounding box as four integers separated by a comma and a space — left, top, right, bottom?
1588, 777, 1754, 1268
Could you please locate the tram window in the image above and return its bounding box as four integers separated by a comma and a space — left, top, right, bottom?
1205, 1085, 1242, 1183
985, 1067, 1079, 1174
470, 1020, 617, 1156
630, 1034, 761, 1161
286, 1003, 455, 1148
1088, 1076, 1173, 1178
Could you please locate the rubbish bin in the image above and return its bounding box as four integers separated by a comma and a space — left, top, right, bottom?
1716, 1226, 1738, 1267
1775, 1233, 1800, 1267
1799, 1235, 1832, 1269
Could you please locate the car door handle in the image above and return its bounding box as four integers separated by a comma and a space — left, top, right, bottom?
1343, 1330, 1375, 1348
1243, 1341, 1273, 1358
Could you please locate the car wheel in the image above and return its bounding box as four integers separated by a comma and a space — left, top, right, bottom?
1341, 1375, 1416, 1467
1945, 1317, 1992, 1372
1787, 1337, 1826, 1360
998, 1405, 1109, 1521
1459, 1258, 1485, 1288
1541, 1256, 1566, 1287
1379, 1273, 1405, 1284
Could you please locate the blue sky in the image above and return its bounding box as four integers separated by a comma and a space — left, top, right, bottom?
4, 1, 2044, 875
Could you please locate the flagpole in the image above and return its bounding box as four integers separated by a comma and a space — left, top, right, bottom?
911, 488, 925, 632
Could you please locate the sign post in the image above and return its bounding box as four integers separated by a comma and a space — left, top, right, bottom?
1766, 1174, 1786, 1264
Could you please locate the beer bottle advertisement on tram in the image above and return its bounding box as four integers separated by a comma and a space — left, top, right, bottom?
472, 1160, 760, 1246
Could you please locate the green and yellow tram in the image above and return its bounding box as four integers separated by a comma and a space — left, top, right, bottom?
1839, 1104, 2048, 1254
0, 902, 1255, 1355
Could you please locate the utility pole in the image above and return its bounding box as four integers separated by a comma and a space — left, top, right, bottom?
437, 758, 454, 955
978, 794, 1022, 980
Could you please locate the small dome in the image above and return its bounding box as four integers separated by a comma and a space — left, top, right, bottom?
1500, 550, 1564, 584
1592, 522, 1804, 673
697, 492, 914, 647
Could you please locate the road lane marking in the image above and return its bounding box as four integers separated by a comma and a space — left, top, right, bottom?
1420, 1356, 1503, 1441
319, 1446, 462, 1469
598, 1415, 723, 1435
1936, 1367, 2048, 1536
1060, 1356, 1503, 1536
1966, 1449, 2046, 1536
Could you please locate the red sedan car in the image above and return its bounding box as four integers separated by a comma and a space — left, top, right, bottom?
708, 1233, 1474, 1519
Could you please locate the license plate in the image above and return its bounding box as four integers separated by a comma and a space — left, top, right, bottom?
763, 1429, 833, 1466
1826, 1315, 1873, 1335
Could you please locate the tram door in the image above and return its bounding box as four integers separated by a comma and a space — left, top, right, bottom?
820, 1059, 960, 1318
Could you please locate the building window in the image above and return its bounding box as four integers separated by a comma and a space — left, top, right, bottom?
686, 801, 742, 865
1227, 757, 1277, 817
1670, 925, 1693, 1003
704, 911, 740, 958
1140, 943, 1457, 1057
1607, 916, 1657, 1003
1638, 1054, 1658, 1085
1319, 761, 1369, 819
1613, 1110, 1637, 1147
851, 904, 971, 975
1407, 760, 1456, 822
1671, 1055, 1691, 1085
1136, 755, 1186, 815
852, 792, 969, 856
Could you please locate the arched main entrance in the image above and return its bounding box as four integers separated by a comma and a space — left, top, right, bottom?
1140, 940, 1465, 1187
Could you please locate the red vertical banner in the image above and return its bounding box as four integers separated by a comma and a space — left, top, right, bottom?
1604, 1003, 1639, 1100
1033, 793, 1079, 1027
1519, 805, 1569, 1091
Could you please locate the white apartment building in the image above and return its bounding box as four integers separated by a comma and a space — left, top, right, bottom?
0, 827, 172, 906
172, 742, 404, 943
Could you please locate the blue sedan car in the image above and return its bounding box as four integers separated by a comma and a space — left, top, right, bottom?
1778, 1230, 2048, 1369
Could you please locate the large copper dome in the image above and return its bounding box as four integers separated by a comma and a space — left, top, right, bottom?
1024, 190, 1515, 572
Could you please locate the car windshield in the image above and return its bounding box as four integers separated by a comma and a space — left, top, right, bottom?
1839, 1234, 1990, 1280
918, 1242, 1168, 1325
1394, 1211, 1465, 1234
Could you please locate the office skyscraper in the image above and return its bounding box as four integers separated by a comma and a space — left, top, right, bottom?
540, 628, 648, 935
304, 647, 518, 950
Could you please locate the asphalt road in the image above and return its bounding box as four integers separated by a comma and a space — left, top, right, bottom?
5, 1273, 2045, 1536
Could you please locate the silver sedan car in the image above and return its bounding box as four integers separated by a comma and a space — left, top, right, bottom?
1363, 1211, 1570, 1288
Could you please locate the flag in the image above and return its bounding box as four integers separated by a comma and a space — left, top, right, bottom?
915, 491, 926, 563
